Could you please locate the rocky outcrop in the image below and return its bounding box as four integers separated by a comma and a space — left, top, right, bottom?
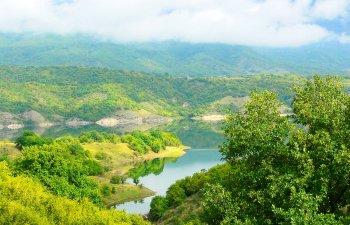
0, 111, 53, 130
7, 124, 24, 130
96, 110, 173, 128
65, 118, 93, 127
0, 112, 24, 129
96, 118, 119, 127
0, 110, 173, 131
192, 114, 226, 122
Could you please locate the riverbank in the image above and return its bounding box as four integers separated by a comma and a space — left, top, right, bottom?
83, 142, 189, 205
83, 142, 188, 176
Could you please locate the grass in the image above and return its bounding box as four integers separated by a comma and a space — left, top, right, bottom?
103, 184, 155, 206
158, 193, 202, 225
0, 141, 21, 160
142, 146, 188, 161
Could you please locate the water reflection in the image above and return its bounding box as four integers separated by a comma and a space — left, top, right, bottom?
117, 148, 222, 214
0, 120, 225, 149
127, 157, 178, 180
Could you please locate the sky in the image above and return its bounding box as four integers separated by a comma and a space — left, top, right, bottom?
0, 0, 349, 47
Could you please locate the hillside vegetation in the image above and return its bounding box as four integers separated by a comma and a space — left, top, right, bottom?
0, 162, 148, 225
0, 130, 184, 208
0, 65, 305, 122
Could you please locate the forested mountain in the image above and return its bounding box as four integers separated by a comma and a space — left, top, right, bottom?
0, 33, 349, 76
0, 65, 304, 123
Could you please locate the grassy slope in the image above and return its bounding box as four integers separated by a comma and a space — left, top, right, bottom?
0, 141, 20, 160
103, 184, 155, 207
158, 193, 202, 225
0, 141, 186, 206
0, 162, 149, 225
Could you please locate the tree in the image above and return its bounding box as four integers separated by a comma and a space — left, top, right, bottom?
149, 196, 168, 221
207, 76, 350, 224
15, 130, 52, 150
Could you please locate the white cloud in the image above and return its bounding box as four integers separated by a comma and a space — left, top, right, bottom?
339, 33, 350, 43
0, 0, 349, 47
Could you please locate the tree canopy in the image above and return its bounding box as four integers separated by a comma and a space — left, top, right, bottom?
203, 75, 350, 224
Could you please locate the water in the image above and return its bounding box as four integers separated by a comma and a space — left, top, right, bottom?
116, 148, 222, 214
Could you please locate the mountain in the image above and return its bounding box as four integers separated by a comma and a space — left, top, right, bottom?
0, 33, 349, 76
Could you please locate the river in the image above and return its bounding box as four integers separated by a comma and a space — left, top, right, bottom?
116, 148, 222, 214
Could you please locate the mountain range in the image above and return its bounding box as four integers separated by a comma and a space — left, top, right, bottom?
1, 33, 349, 76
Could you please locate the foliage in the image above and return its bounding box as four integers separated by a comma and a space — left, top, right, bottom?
149, 196, 168, 221
152, 76, 350, 224
79, 131, 120, 144
81, 159, 104, 176
15, 130, 52, 150
101, 184, 112, 197
0, 65, 302, 121
149, 164, 230, 222
204, 75, 350, 224
110, 175, 126, 184
121, 131, 181, 154
0, 162, 149, 225
13, 136, 103, 205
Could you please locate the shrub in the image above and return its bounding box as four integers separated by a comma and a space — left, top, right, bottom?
149, 196, 168, 221
110, 175, 125, 184
82, 160, 104, 176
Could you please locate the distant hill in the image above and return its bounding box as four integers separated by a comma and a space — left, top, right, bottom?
0, 33, 349, 76
0, 65, 302, 123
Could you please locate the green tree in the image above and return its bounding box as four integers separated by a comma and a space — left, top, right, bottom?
207, 76, 350, 224
15, 130, 52, 150
166, 184, 186, 207
149, 196, 168, 221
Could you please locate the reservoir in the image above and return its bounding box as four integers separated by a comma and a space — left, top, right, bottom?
116, 148, 222, 214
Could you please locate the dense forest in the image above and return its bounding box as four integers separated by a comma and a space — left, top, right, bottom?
1, 65, 308, 121
150, 76, 350, 224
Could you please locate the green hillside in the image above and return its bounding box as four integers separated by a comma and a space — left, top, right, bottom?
0, 65, 303, 122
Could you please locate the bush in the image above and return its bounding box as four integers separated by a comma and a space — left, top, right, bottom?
0, 162, 149, 225
149, 196, 168, 221
101, 184, 111, 196
13, 139, 103, 205
82, 160, 104, 176
121, 131, 182, 154
79, 131, 120, 144
95, 152, 109, 160
165, 184, 186, 207
15, 130, 52, 150
110, 175, 125, 184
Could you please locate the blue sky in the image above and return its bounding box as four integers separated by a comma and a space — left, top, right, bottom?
0, 0, 349, 47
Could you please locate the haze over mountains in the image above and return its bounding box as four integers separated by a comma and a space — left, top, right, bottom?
1, 33, 349, 76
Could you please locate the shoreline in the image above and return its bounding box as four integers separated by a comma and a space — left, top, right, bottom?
84, 143, 190, 206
